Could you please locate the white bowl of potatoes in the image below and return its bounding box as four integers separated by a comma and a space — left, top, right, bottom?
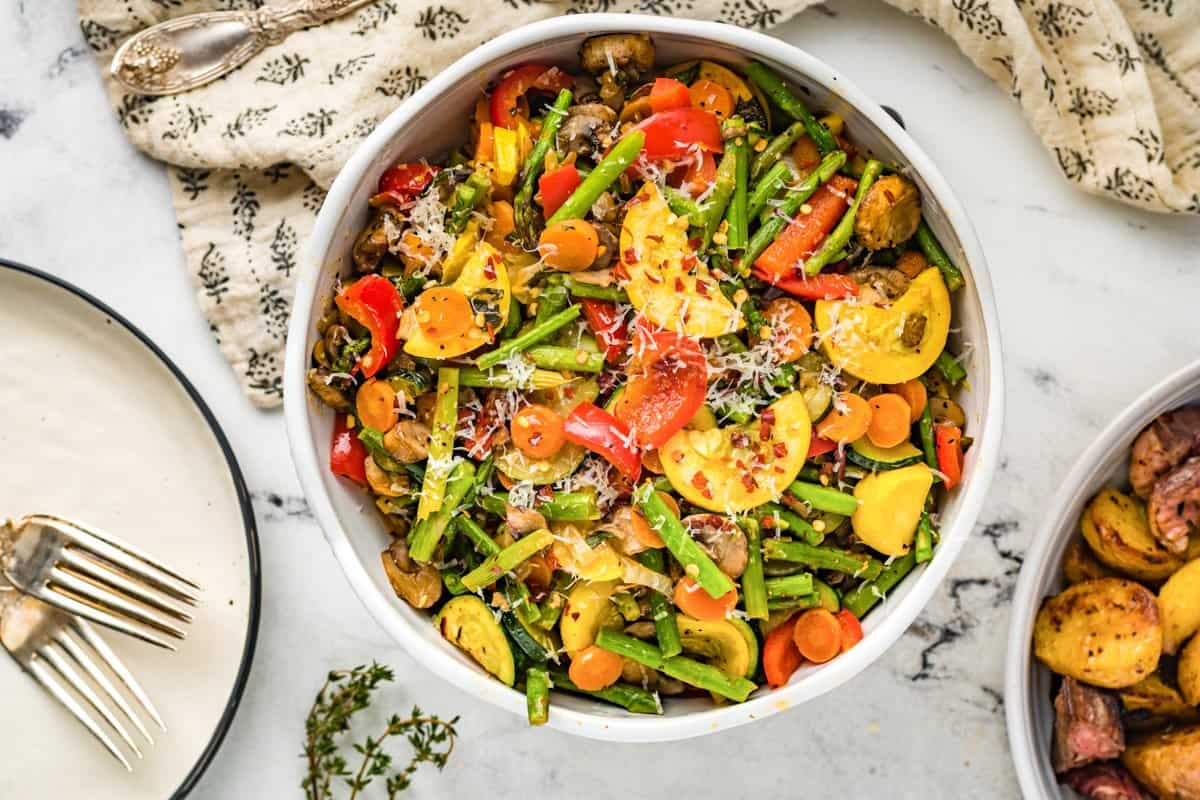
1006, 359, 1200, 799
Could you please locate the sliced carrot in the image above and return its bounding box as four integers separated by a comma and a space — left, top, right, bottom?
866, 393, 913, 449
835, 609, 864, 653
935, 424, 964, 490
412, 287, 474, 343
791, 135, 821, 172
569, 645, 625, 691
763, 613, 803, 688
815, 392, 871, 444
689, 79, 734, 119
888, 378, 927, 423
511, 403, 567, 460
486, 200, 516, 251
538, 219, 599, 272
763, 297, 813, 362
632, 491, 677, 549
355, 380, 398, 432
754, 175, 858, 280
791, 608, 842, 664
807, 435, 837, 458
674, 576, 737, 621
475, 121, 495, 164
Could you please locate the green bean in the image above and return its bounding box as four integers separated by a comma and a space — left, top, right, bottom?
760, 502, 822, 545
843, 552, 917, 619
549, 130, 645, 223
526, 345, 604, 373
534, 275, 569, 326
415, 367, 460, 523
664, 187, 702, 220
700, 146, 738, 251
409, 460, 476, 562
738, 150, 846, 273
739, 517, 769, 620
915, 220, 966, 292
459, 366, 568, 390
526, 666, 551, 726
454, 514, 501, 557
762, 538, 883, 580
594, 630, 757, 703
638, 549, 683, 656
724, 118, 750, 251
446, 171, 490, 235
747, 160, 793, 220
803, 159, 882, 275
476, 305, 581, 370
509, 577, 542, 626
751, 122, 805, 182
514, 89, 573, 240
918, 400, 938, 472
788, 480, 859, 516
934, 351, 967, 386
744, 62, 837, 155
764, 573, 815, 599
915, 510, 935, 564
479, 490, 600, 522
548, 671, 661, 714
561, 276, 628, 303
461, 529, 553, 592
633, 482, 734, 599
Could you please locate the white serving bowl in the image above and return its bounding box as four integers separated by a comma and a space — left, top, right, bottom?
1005, 360, 1200, 796
284, 13, 1004, 741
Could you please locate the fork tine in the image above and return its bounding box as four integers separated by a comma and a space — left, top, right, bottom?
44, 515, 201, 594
33, 586, 176, 651
41, 641, 143, 758
26, 657, 133, 772
54, 628, 153, 744
73, 618, 166, 733
48, 569, 188, 640
60, 548, 194, 622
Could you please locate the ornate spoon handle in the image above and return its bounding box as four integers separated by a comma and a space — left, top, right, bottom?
111, 0, 379, 96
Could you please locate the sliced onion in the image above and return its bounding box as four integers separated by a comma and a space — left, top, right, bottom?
619, 554, 673, 595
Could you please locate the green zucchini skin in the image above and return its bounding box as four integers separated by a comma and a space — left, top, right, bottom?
503, 612, 553, 663
846, 439, 923, 471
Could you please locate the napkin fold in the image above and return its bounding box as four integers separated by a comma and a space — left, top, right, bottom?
78, 0, 1200, 408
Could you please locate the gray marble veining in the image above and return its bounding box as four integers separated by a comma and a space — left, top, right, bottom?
2, 0, 1198, 797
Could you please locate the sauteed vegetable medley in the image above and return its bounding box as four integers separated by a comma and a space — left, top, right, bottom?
307, 34, 971, 724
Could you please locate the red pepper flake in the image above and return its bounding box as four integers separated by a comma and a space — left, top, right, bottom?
741, 473, 758, 491
695, 279, 710, 298
484, 255, 499, 280
691, 471, 709, 491
647, 234, 664, 244
624, 248, 639, 264
773, 442, 788, 458
646, 271, 664, 285
536, 486, 555, 503
674, 277, 686, 292
703, 488, 713, 500
761, 515, 777, 529
731, 432, 750, 449
688, 237, 702, 249
759, 408, 776, 441
681, 254, 697, 271
671, 449, 685, 464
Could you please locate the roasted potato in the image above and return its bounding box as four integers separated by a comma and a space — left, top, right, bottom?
1122, 726, 1200, 799
1080, 488, 1184, 582
1119, 673, 1199, 720
1062, 538, 1115, 585
1033, 577, 1162, 689
1160, 558, 1200, 654
1179, 634, 1200, 707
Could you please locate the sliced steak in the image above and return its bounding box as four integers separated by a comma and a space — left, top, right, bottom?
1130, 406, 1200, 498
1053, 677, 1126, 773
1061, 762, 1152, 800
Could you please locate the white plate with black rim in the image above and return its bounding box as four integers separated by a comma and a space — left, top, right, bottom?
0, 260, 260, 798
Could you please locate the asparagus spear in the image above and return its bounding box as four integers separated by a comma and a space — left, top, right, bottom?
762, 538, 883, 580
446, 171, 491, 235
747, 160, 793, 220
479, 490, 600, 522
914, 509, 936, 564
459, 366, 567, 390
764, 573, 815, 599
409, 460, 476, 562
548, 671, 661, 714
802, 158, 883, 275
739, 517, 769, 620
561, 276, 628, 303
594, 630, 757, 703
416, 367, 461, 522
723, 117, 750, 251
699, 145, 737, 251
751, 121, 805, 182
513, 89, 574, 247
766, 595, 822, 613
461, 529, 554, 592
476, 305, 581, 370
918, 400, 938, 472
843, 552, 917, 618
548, 130, 645, 223
915, 219, 966, 292
526, 345, 604, 373
534, 274, 569, 325
525, 666, 551, 726
743, 62, 838, 155
637, 548, 683, 657
788, 480, 859, 516
759, 502, 823, 546
934, 351, 967, 386
633, 482, 734, 599
454, 513, 501, 557
663, 187, 702, 219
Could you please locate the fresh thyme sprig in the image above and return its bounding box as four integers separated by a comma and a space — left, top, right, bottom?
302, 663, 458, 800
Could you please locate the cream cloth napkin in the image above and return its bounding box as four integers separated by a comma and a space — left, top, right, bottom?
78, 0, 1200, 408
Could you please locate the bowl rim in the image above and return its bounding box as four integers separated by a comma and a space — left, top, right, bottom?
284, 12, 1005, 741
1004, 358, 1200, 796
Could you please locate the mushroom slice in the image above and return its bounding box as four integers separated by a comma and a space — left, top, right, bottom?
383, 419, 432, 464
381, 538, 442, 609
683, 514, 748, 578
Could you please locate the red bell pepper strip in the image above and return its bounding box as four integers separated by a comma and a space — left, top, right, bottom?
538, 163, 582, 218
807, 435, 838, 458
613, 320, 708, 448
631, 107, 723, 162
648, 77, 692, 113
330, 414, 367, 484
835, 609, 864, 653
374, 162, 438, 206
754, 270, 859, 301
934, 423, 964, 489
563, 402, 642, 481
579, 299, 629, 363
490, 64, 574, 129
762, 613, 803, 688
754, 175, 857, 281
668, 150, 717, 197
334, 275, 404, 378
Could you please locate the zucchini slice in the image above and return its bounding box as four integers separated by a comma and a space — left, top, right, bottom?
728, 617, 760, 678
436, 596, 516, 686
811, 577, 841, 613
502, 612, 555, 663
847, 439, 924, 471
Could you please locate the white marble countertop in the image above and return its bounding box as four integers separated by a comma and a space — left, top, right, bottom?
2, 1, 1197, 797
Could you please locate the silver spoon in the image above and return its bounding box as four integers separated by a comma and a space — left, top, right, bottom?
110, 0, 379, 96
